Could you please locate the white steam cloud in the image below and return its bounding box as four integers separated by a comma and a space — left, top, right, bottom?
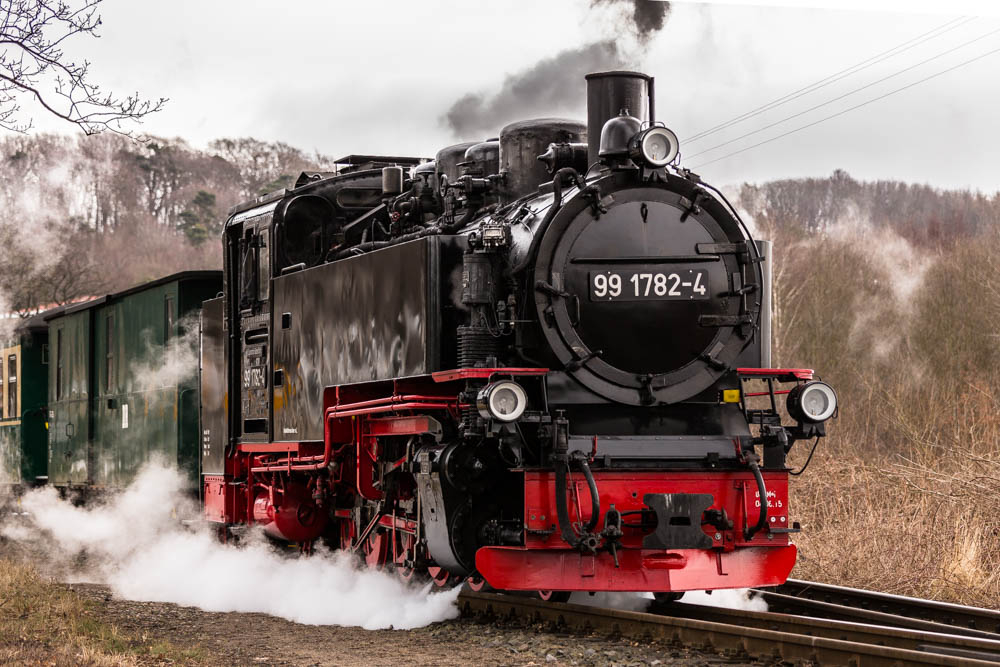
569, 590, 654, 612
680, 588, 768, 612
568, 587, 768, 613
129, 314, 201, 392
2, 462, 461, 629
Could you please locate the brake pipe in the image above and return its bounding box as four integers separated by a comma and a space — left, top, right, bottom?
552, 413, 579, 548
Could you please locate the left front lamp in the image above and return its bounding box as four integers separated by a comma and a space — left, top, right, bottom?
477, 381, 528, 422
628, 126, 680, 167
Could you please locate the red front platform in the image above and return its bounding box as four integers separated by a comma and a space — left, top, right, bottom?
474, 468, 797, 593
476, 544, 797, 592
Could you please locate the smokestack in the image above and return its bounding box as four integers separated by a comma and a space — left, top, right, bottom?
585, 71, 654, 166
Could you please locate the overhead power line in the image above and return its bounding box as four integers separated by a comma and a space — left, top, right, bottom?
687, 44, 1000, 170
683, 26, 1000, 161
684, 15, 976, 144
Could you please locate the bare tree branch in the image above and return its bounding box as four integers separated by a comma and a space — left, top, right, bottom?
0, 0, 165, 136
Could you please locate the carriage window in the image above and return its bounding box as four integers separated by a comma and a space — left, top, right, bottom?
106, 315, 115, 392
56, 329, 64, 400
7, 354, 16, 418
164, 295, 175, 342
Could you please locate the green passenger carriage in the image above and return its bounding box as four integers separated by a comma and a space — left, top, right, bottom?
45, 271, 222, 491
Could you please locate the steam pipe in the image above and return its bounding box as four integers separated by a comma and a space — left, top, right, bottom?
552, 413, 578, 547
329, 226, 441, 261
332, 199, 478, 262
438, 202, 478, 234
511, 167, 582, 274
554, 462, 578, 548
744, 458, 768, 540
572, 451, 601, 533
251, 395, 456, 473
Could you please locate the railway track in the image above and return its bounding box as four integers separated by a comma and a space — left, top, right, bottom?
457, 587, 1000, 665
763, 579, 1000, 636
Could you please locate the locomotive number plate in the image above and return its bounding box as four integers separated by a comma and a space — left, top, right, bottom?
589, 269, 709, 301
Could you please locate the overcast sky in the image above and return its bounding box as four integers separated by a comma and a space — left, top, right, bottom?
27, 0, 1000, 191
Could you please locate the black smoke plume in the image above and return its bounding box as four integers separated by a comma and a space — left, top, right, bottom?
444, 41, 622, 138
591, 0, 670, 44
442, 1, 670, 137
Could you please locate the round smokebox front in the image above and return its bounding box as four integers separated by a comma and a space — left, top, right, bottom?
533, 176, 756, 405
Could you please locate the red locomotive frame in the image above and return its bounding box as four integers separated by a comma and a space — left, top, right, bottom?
205, 367, 809, 593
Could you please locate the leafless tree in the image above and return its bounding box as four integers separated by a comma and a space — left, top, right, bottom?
0, 0, 165, 135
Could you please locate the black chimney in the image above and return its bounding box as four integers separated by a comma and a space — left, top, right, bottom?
585, 71, 654, 166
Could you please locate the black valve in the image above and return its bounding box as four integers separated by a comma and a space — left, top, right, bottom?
702, 508, 734, 531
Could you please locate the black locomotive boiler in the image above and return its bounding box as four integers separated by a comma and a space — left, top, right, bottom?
200, 71, 836, 597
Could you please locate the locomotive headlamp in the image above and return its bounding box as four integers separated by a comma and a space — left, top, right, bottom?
786, 381, 838, 423
628, 126, 679, 167
477, 381, 528, 422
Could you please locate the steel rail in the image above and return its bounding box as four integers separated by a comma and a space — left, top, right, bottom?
766, 579, 1000, 635
751, 590, 1000, 641
458, 590, 1000, 666
659, 600, 1000, 662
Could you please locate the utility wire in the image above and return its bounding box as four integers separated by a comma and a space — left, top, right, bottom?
685, 26, 1000, 162
687, 43, 1000, 170
684, 15, 976, 144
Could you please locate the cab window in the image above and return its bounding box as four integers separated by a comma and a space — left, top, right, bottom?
240, 229, 257, 309
257, 232, 269, 302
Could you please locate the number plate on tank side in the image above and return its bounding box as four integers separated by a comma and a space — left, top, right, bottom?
589, 269, 709, 301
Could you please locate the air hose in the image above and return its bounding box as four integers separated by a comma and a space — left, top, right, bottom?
552, 413, 603, 548
744, 457, 768, 540
572, 451, 601, 534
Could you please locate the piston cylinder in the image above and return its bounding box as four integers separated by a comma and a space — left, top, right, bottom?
252, 484, 327, 542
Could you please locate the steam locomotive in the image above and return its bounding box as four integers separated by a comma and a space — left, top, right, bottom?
201, 71, 837, 598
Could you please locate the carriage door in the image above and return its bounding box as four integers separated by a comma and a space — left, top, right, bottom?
238, 216, 272, 442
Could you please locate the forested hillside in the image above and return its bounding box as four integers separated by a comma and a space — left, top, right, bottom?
0, 134, 334, 314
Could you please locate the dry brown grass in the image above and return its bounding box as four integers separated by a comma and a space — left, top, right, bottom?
791, 444, 1000, 607
779, 230, 1000, 608
0, 558, 205, 666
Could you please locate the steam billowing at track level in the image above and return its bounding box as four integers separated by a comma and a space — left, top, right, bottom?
0, 463, 461, 629
442, 0, 670, 136
568, 588, 767, 612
